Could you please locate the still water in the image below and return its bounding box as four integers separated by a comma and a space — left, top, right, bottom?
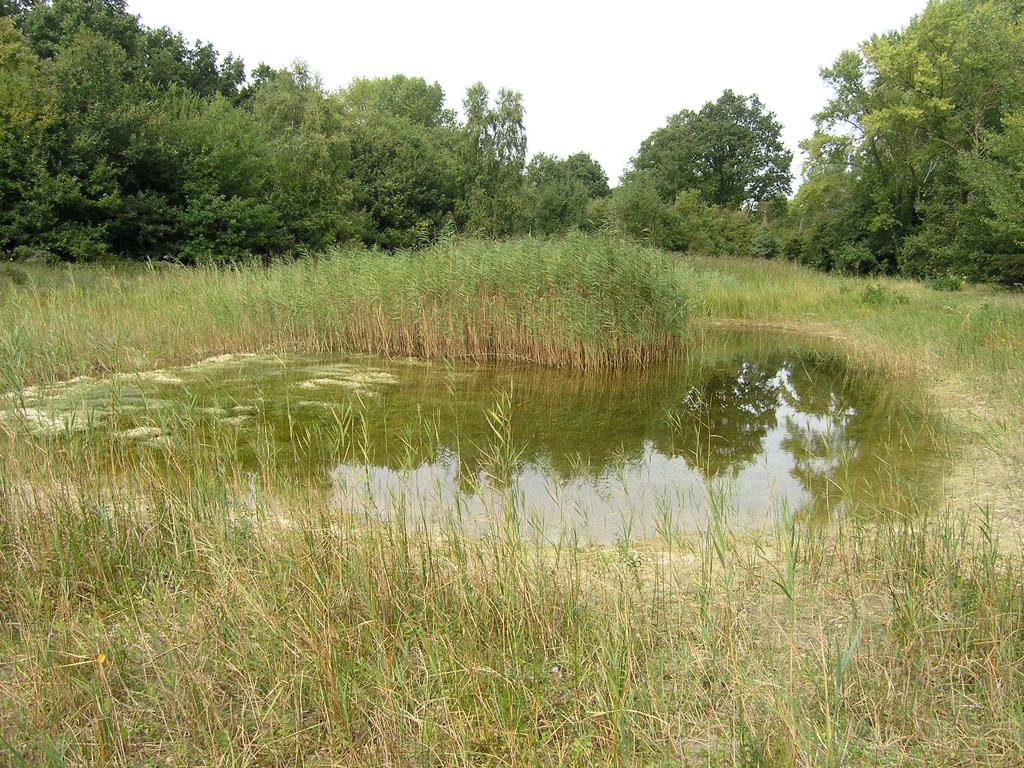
1, 332, 944, 541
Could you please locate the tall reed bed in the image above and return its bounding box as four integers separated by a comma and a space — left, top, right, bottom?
0, 235, 687, 387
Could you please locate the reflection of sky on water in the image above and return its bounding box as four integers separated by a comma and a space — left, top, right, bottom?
330, 368, 865, 542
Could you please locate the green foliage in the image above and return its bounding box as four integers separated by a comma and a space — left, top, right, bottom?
603, 174, 684, 248
0, 2, 584, 259
794, 0, 1024, 283
631, 89, 792, 208
563, 151, 610, 198
961, 108, 1024, 284
0, 19, 55, 255
596, 176, 757, 256
524, 152, 608, 234
253, 68, 363, 251
0, 3, 570, 259
603, 88, 787, 259
669, 189, 718, 252
860, 282, 908, 306
0, 0, 32, 18
835, 242, 880, 276
19, 0, 244, 94
342, 74, 456, 128
0, 262, 28, 285
459, 83, 528, 236
338, 75, 459, 249
927, 272, 967, 292
750, 228, 780, 259
0, 1, 256, 260
582, 195, 612, 232
4, 0, 1023, 284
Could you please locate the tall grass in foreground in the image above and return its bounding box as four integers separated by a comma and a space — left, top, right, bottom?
0, 406, 1021, 766
0, 235, 687, 387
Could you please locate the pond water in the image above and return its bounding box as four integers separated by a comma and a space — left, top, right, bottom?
1, 332, 945, 541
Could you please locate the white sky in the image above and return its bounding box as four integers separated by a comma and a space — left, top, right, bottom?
127, 0, 927, 184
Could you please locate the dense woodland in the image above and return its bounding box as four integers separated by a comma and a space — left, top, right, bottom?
1, 0, 1023, 283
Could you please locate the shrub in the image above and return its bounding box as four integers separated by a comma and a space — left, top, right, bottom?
897, 228, 970, 280
0, 263, 29, 286
750, 228, 780, 259
977, 252, 1024, 287
583, 196, 613, 232
606, 176, 684, 249
12, 245, 58, 264
710, 207, 756, 255
927, 272, 967, 292
835, 243, 880, 275
670, 190, 717, 252
861, 282, 909, 305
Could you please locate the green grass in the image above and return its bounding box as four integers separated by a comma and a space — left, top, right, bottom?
1, 238, 1023, 766
0, 234, 687, 386
682, 255, 1024, 402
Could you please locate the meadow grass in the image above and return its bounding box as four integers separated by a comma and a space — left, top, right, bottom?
1, 238, 1023, 765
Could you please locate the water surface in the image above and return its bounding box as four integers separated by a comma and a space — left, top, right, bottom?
1, 332, 945, 541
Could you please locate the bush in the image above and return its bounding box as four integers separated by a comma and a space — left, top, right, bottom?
926, 272, 967, 292
750, 228, 780, 259
0, 263, 29, 286
670, 190, 717, 252
600, 180, 762, 257
976, 252, 1024, 287
897, 228, 970, 280
606, 176, 685, 250
835, 243, 881, 275
696, 205, 755, 256
780, 232, 805, 262
861, 282, 908, 305
11, 245, 57, 264
583, 196, 613, 232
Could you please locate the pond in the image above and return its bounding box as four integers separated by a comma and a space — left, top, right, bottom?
0, 331, 946, 542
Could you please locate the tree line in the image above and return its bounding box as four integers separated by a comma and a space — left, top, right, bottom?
1, 0, 1022, 284
0, 0, 608, 261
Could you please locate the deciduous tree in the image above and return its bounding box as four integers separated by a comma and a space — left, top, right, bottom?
631, 90, 791, 208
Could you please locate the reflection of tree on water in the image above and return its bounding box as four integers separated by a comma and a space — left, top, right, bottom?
776, 361, 939, 519
220, 341, 940, 523
343, 358, 792, 483
327, 354, 893, 493
776, 363, 859, 518
668, 361, 782, 479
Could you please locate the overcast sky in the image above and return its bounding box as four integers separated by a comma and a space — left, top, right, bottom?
127, 0, 927, 184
